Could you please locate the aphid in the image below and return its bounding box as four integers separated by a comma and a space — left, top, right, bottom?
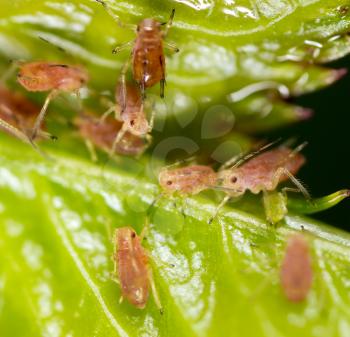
101, 82, 153, 156
211, 143, 309, 223
74, 112, 147, 159
95, 0, 178, 101
280, 234, 313, 302
159, 164, 217, 196
0, 85, 51, 145
113, 225, 162, 311
17, 61, 88, 140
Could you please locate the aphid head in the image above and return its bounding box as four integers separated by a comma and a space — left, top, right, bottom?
158, 169, 178, 192
127, 114, 149, 136
137, 18, 160, 32
216, 169, 245, 196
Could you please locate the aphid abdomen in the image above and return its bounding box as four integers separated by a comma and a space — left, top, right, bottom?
159, 165, 216, 195
116, 228, 150, 309
133, 34, 164, 88
280, 234, 313, 302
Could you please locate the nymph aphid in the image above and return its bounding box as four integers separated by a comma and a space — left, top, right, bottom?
280, 233, 313, 302
159, 164, 217, 196
113, 223, 162, 312
211, 142, 309, 224
74, 112, 147, 159
17, 61, 88, 140
95, 0, 179, 100
101, 82, 153, 156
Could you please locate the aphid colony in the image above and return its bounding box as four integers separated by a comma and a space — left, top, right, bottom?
0, 3, 347, 313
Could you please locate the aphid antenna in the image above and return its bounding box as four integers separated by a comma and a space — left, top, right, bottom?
229, 138, 282, 170
94, 0, 136, 30
160, 155, 197, 171
38, 36, 67, 53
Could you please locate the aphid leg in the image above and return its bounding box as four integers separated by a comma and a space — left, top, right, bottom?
31, 90, 58, 141
160, 79, 165, 99
162, 9, 176, 37
99, 106, 115, 124
112, 40, 133, 54
159, 56, 165, 99
147, 268, 163, 314
208, 194, 231, 224
75, 89, 83, 113
37, 130, 58, 141
84, 138, 98, 162
109, 122, 128, 158
119, 296, 124, 304
94, 0, 136, 30
120, 59, 131, 112
273, 167, 311, 201
0, 117, 32, 145
139, 217, 150, 243
164, 41, 179, 53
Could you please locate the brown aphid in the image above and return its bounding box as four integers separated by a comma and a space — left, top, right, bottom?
159, 165, 217, 196
0, 85, 48, 143
17, 61, 88, 140
210, 143, 309, 223
114, 226, 161, 311
74, 112, 147, 158
95, 1, 178, 99
280, 234, 313, 302
116, 82, 150, 137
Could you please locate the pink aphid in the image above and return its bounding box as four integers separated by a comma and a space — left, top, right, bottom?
116, 82, 149, 138
217, 147, 305, 196
17, 61, 88, 140
114, 227, 161, 311
159, 165, 217, 196
280, 234, 313, 302
74, 112, 147, 157
209, 144, 308, 224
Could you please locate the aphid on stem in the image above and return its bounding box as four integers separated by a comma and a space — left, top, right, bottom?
112, 220, 162, 312
210, 142, 309, 224
280, 233, 313, 302
95, 0, 179, 101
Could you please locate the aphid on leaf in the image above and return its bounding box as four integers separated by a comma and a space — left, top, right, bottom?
280, 233, 313, 302
101, 82, 153, 157
74, 112, 147, 160
113, 223, 162, 312
159, 164, 217, 196
211, 142, 309, 224
17, 61, 88, 140
95, 0, 179, 100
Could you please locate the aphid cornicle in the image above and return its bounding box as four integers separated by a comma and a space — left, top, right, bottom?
74, 112, 147, 158
159, 165, 217, 196
113, 226, 162, 311
280, 234, 313, 302
17, 61, 88, 140
211, 143, 309, 224
95, 0, 178, 102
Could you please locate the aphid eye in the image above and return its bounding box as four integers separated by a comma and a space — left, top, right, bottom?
131, 232, 136, 238
231, 176, 238, 183
137, 25, 140, 32
166, 180, 173, 185
130, 120, 135, 126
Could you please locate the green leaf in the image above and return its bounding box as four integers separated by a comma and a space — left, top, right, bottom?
1, 1, 350, 337
1, 136, 350, 337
